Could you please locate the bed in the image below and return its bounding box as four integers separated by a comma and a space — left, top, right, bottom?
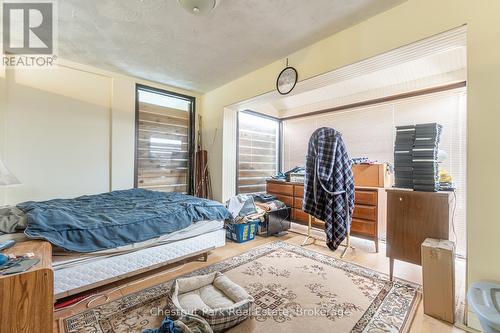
52, 219, 225, 298
0, 189, 231, 299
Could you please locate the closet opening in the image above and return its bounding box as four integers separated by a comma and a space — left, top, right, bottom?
223, 25, 468, 329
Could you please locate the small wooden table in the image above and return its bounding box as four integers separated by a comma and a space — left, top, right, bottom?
386, 189, 451, 280
0, 240, 53, 333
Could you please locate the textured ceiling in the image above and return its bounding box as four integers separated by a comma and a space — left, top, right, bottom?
58, 0, 405, 92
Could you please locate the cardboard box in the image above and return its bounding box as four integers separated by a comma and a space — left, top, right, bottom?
421, 238, 455, 324
352, 163, 391, 187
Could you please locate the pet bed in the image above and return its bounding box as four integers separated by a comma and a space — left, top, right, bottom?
168, 271, 253, 332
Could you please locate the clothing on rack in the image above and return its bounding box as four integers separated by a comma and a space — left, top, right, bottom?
302, 127, 355, 251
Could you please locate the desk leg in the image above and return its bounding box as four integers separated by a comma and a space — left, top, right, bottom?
389, 257, 394, 281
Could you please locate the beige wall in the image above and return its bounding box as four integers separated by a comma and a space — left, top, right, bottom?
0, 67, 6, 203
201, 0, 500, 327
0, 60, 199, 204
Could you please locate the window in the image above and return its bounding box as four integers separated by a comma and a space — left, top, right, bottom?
135, 85, 195, 194
237, 111, 280, 194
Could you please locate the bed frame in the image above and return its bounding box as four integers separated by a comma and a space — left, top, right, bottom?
55, 248, 212, 300
53, 229, 226, 300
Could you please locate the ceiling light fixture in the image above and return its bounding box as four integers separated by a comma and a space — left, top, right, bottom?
177, 0, 217, 15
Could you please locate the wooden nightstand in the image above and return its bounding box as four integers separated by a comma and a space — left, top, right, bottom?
0, 240, 53, 333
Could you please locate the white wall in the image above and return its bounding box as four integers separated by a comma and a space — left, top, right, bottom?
0, 60, 199, 205
0, 67, 6, 203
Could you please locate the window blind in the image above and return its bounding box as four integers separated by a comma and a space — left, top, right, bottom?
237, 112, 280, 194
283, 89, 467, 256
136, 88, 192, 193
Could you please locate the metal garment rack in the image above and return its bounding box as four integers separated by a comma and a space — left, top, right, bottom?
301, 214, 354, 258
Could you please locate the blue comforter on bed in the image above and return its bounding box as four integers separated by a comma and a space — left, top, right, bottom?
18, 189, 230, 252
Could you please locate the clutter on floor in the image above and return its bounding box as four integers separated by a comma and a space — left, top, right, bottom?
258, 206, 291, 237
254, 199, 286, 212
225, 194, 289, 241
253, 194, 291, 237
143, 314, 213, 333
225, 195, 266, 224
225, 220, 260, 243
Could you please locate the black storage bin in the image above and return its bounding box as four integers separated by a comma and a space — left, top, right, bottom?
259, 207, 291, 237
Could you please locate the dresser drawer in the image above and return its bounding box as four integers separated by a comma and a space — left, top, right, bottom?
293, 197, 303, 209
274, 194, 293, 207
294, 185, 304, 197
312, 217, 325, 228
292, 208, 309, 223
355, 190, 377, 206
351, 218, 376, 236
267, 182, 294, 196
353, 204, 377, 221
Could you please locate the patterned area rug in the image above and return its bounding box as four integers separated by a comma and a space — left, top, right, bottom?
61, 242, 421, 333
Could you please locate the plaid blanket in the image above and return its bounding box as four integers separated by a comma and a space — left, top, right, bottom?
302, 127, 355, 250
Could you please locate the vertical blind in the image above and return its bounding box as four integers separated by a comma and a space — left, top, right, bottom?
136, 88, 192, 193
237, 112, 280, 194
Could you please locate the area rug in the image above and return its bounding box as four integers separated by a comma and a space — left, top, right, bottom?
61, 242, 421, 333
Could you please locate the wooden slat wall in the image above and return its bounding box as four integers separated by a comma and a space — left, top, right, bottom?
137, 101, 190, 193
237, 114, 278, 194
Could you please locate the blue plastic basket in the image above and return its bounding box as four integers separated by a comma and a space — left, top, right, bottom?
226, 220, 260, 243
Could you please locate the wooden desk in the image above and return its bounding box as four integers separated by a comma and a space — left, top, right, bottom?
386, 189, 451, 280
0, 240, 53, 333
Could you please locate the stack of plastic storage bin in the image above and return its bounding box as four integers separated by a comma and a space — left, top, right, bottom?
394, 125, 416, 189
412, 123, 442, 192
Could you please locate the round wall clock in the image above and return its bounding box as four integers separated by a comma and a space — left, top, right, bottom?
276, 66, 298, 95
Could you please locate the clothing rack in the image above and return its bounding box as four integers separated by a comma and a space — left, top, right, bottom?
301, 214, 354, 258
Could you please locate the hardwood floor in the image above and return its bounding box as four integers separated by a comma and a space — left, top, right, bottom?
53, 228, 467, 333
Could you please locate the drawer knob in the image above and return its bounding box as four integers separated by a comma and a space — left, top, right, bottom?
399, 197, 403, 202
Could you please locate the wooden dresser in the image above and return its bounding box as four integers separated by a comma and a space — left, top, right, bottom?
0, 241, 53, 333
386, 189, 451, 280
266, 180, 384, 252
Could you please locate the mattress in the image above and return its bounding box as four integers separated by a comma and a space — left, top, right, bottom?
21, 188, 231, 252
53, 219, 224, 264
54, 228, 226, 298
